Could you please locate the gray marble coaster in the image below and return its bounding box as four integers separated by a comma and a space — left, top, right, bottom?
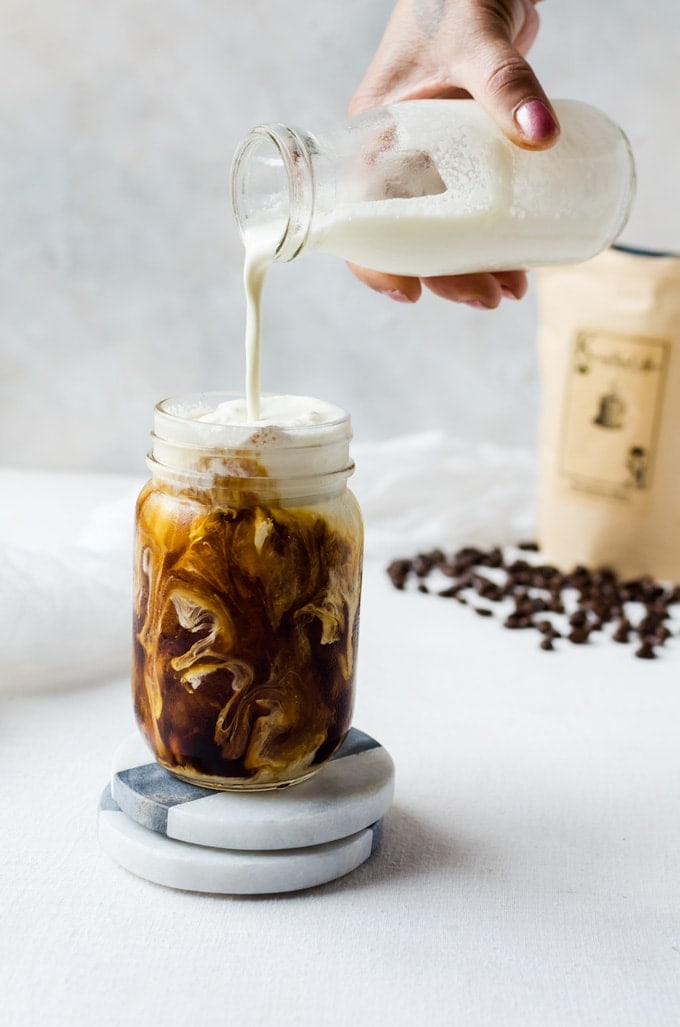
111, 727, 394, 851
98, 787, 381, 895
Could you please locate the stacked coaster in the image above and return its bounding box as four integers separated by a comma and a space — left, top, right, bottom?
98, 728, 394, 895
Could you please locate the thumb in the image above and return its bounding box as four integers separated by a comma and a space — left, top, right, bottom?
462, 37, 559, 150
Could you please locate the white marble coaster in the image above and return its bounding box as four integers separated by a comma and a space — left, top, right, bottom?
111, 727, 394, 851
98, 787, 382, 895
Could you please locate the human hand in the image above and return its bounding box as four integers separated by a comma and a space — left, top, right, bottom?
349, 0, 560, 307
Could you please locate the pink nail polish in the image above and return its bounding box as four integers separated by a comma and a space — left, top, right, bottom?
380, 288, 412, 303
514, 99, 558, 143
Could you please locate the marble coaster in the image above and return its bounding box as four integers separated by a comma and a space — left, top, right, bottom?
111, 727, 394, 851
98, 787, 382, 895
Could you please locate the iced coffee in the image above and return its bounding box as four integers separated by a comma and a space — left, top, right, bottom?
132, 393, 363, 790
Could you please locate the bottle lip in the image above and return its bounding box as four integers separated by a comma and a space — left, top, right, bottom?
230, 123, 315, 263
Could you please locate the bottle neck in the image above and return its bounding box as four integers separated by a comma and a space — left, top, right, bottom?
231, 124, 316, 263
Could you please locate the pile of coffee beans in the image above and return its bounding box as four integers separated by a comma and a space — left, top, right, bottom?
387, 543, 679, 660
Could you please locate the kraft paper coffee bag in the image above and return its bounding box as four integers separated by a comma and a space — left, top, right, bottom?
536, 246, 680, 580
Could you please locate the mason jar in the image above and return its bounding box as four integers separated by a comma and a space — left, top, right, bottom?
132, 393, 363, 791
231, 99, 635, 276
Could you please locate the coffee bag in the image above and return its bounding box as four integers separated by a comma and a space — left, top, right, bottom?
536, 246, 680, 579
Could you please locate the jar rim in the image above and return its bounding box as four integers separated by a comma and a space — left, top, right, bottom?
151, 392, 354, 485
155, 391, 349, 440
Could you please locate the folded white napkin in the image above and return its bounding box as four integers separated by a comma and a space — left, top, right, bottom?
352, 431, 536, 560
0, 435, 537, 690
0, 470, 142, 690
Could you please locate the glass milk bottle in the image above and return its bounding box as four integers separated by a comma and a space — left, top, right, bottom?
132, 393, 363, 791
231, 99, 635, 275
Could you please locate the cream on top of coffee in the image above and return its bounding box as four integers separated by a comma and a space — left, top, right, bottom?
198, 394, 345, 428
151, 391, 352, 479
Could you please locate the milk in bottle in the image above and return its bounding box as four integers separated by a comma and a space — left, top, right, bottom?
231, 99, 636, 278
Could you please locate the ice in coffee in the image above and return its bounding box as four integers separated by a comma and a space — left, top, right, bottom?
132, 393, 363, 790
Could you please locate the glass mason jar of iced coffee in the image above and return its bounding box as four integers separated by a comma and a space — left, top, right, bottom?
132, 393, 363, 791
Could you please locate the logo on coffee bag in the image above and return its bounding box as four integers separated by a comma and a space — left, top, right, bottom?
559, 329, 669, 506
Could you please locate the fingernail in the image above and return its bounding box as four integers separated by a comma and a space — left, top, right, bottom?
501, 286, 519, 300
465, 300, 488, 310
380, 288, 413, 303
514, 99, 559, 142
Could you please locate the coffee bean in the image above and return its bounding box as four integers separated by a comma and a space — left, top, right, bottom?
387, 559, 412, 590
504, 613, 533, 629
480, 547, 504, 568
613, 619, 631, 643
412, 553, 436, 577
637, 615, 664, 636
508, 559, 531, 573
472, 574, 497, 598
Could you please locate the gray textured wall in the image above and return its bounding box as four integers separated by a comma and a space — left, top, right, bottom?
0, 1, 677, 471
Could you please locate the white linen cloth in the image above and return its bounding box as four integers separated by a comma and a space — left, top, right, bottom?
0, 468, 142, 690
0, 433, 536, 690
2, 437, 679, 1027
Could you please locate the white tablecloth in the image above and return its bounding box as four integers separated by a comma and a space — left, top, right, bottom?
2, 442, 679, 1027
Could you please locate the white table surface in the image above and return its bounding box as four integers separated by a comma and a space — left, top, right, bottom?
2, 456, 679, 1027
